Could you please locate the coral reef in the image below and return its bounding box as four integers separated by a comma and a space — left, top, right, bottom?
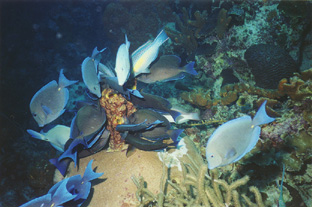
216, 8, 232, 39
164, 7, 199, 55
132, 137, 265, 207
99, 88, 136, 151
244, 44, 299, 89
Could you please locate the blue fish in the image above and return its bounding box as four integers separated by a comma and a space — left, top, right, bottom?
48, 160, 103, 207
206, 100, 275, 169
121, 109, 183, 151
137, 55, 197, 83
116, 119, 164, 132
50, 128, 109, 177
115, 34, 131, 86
30, 69, 78, 127
20, 178, 76, 207
130, 91, 181, 121
101, 76, 143, 99
20, 160, 103, 207
27, 125, 70, 152
51, 104, 106, 176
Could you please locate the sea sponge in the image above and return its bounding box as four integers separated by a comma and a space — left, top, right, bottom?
99, 88, 136, 151
244, 44, 299, 89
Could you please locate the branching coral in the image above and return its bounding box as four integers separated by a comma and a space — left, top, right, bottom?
216, 8, 232, 39
131, 138, 265, 207
99, 88, 136, 151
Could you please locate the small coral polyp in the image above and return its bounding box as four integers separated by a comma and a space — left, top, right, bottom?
100, 88, 136, 151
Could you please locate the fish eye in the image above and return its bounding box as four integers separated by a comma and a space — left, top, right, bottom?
33, 113, 37, 117
210, 155, 214, 158
94, 87, 97, 90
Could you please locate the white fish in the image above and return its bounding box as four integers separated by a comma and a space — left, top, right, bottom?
115, 34, 130, 86
98, 62, 116, 78
27, 125, 70, 152
163, 106, 200, 124
131, 29, 169, 77
206, 101, 275, 169
81, 56, 101, 98
30, 69, 78, 127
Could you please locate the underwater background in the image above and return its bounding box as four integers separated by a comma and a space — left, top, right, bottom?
0, 0, 311, 206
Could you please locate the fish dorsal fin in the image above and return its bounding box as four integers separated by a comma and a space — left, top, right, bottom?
58, 69, 78, 89
131, 40, 153, 61
252, 100, 275, 126
82, 160, 104, 183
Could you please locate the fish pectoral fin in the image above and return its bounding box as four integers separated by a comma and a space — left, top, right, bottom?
41, 104, 52, 116
225, 147, 237, 159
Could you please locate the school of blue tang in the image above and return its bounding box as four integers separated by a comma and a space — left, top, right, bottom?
24, 29, 275, 206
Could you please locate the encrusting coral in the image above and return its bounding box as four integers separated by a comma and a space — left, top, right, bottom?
182, 68, 312, 110
99, 88, 136, 151
132, 137, 265, 207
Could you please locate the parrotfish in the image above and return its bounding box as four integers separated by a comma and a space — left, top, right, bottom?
52, 104, 106, 176
20, 178, 76, 207
122, 109, 183, 151
137, 55, 197, 83
206, 100, 275, 169
81, 56, 102, 98
132, 29, 169, 77
27, 125, 70, 152
30, 69, 78, 127
115, 34, 131, 86
130, 91, 180, 120
162, 106, 200, 124
48, 160, 103, 207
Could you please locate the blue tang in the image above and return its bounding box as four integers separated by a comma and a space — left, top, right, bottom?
115, 34, 130, 86
20, 178, 76, 207
206, 100, 275, 169
27, 124, 70, 152
48, 160, 103, 207
30, 69, 78, 127
81, 57, 101, 98
137, 55, 197, 83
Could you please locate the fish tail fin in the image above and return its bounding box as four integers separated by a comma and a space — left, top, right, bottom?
125, 34, 130, 49
52, 178, 77, 205
82, 160, 104, 183
169, 129, 184, 145
252, 100, 275, 126
26, 129, 46, 141
177, 112, 201, 124
183, 61, 197, 75
58, 69, 78, 89
49, 157, 71, 177
58, 138, 84, 167
128, 89, 144, 98
153, 29, 169, 47
169, 110, 181, 122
